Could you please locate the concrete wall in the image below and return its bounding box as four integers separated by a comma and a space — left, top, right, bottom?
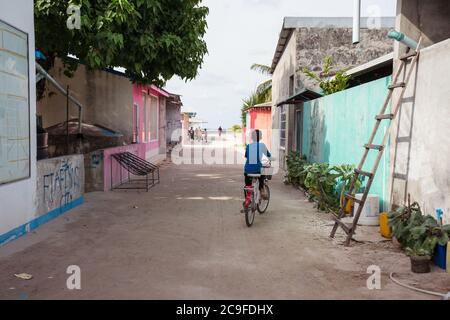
38, 60, 134, 143
296, 27, 394, 92
271, 32, 297, 168
395, 0, 450, 52
0, 0, 37, 243
36, 155, 84, 215
303, 76, 392, 210
85, 150, 105, 192
389, 39, 450, 223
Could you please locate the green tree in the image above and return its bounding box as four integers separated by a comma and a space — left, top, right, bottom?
35, 0, 209, 86
230, 124, 242, 133
250, 63, 272, 102
303, 56, 351, 95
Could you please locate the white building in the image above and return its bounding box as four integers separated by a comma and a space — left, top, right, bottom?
0, 0, 85, 246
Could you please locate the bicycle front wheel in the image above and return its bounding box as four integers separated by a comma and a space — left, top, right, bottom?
257, 184, 270, 214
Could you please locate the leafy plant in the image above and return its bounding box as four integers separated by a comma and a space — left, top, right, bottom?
303, 56, 351, 95
285, 152, 307, 187
250, 63, 272, 102
389, 202, 425, 248
303, 163, 340, 211
333, 164, 365, 206
389, 201, 450, 258
230, 125, 242, 133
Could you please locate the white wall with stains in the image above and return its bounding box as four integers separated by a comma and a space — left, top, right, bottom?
0, 0, 37, 238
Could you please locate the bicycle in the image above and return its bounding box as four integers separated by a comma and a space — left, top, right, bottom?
243, 163, 272, 227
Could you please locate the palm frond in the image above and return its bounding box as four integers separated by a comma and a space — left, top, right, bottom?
250, 63, 272, 76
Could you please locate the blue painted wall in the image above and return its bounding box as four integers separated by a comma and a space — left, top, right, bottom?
302, 76, 392, 210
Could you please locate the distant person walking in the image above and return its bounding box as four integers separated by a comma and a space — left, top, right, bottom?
218, 126, 223, 138
203, 129, 208, 143
189, 127, 195, 143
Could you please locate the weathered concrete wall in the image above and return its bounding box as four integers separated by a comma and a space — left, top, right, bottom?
303, 76, 392, 210
389, 38, 450, 224
36, 155, 84, 215
296, 27, 394, 92
37, 60, 134, 143
395, 0, 450, 51
271, 32, 297, 169
84, 150, 105, 192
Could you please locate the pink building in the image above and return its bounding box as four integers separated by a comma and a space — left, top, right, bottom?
38, 60, 179, 192
243, 102, 272, 149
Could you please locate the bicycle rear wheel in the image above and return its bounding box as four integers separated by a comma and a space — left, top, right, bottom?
257, 184, 270, 214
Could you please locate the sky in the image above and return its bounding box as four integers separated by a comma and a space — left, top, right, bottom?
165, 0, 397, 129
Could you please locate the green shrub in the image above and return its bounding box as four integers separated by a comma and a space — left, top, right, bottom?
285, 153, 366, 213
389, 202, 450, 258
285, 152, 307, 187
303, 162, 341, 211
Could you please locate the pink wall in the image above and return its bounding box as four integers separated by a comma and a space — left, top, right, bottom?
132, 84, 169, 148
246, 108, 272, 149
101, 84, 169, 191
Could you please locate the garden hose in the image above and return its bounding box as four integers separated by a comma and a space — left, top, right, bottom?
389, 272, 450, 300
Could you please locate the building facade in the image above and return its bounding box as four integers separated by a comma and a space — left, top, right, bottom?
271, 17, 395, 169
389, 0, 450, 222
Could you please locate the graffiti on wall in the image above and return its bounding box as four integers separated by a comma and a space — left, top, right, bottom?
42, 159, 81, 209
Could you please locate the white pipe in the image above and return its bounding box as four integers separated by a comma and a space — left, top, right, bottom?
353, 0, 361, 44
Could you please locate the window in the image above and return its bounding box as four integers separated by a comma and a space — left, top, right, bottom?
0, 20, 30, 185
289, 75, 294, 96
132, 103, 139, 143
149, 95, 159, 141
142, 94, 148, 142
279, 106, 287, 149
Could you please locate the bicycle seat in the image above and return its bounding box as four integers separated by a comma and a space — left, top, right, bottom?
247, 174, 261, 178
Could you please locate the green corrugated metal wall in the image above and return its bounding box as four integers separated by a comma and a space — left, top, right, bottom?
302, 76, 392, 210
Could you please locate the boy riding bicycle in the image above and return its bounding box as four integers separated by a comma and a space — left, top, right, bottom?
244, 129, 273, 206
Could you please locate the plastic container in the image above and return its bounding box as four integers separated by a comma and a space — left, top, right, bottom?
433, 244, 447, 269
379, 212, 392, 238
447, 244, 450, 274
354, 194, 380, 226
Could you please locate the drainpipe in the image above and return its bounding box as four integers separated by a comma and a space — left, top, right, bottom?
353, 0, 361, 44
36, 63, 83, 135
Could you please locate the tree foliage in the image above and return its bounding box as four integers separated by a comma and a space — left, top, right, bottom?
240, 63, 272, 125
35, 0, 209, 86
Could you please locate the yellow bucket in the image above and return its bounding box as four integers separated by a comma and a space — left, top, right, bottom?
340, 195, 353, 215
379, 212, 392, 238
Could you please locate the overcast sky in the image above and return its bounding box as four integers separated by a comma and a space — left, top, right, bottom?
165, 0, 396, 129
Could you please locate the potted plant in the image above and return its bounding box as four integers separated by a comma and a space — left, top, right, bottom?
405, 246, 432, 273
405, 216, 449, 273
388, 201, 424, 248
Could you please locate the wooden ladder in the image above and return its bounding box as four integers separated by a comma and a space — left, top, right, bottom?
330, 38, 422, 246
